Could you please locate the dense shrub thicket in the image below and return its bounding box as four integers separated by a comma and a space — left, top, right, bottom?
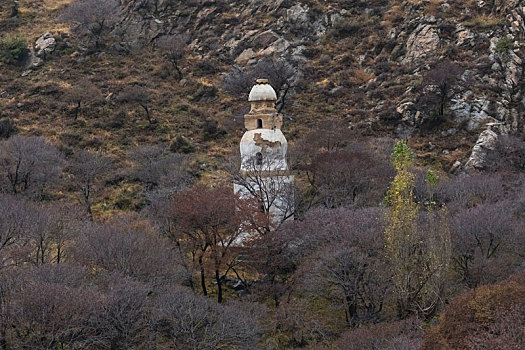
0, 131, 523, 349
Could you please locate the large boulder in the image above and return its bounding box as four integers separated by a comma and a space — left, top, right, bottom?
34, 32, 55, 57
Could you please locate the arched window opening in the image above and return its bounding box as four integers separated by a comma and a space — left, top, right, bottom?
256, 152, 263, 166
257, 119, 263, 129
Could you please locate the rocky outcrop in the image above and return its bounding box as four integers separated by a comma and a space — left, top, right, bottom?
34, 32, 55, 57
402, 22, 440, 64
450, 93, 496, 131
116, 0, 337, 59
464, 128, 498, 170
108, 0, 525, 156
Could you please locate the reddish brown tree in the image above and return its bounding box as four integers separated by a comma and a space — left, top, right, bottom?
170, 185, 259, 303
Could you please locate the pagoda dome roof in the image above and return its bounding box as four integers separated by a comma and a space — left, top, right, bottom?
248, 79, 277, 102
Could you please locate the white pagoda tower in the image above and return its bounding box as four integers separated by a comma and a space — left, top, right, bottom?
234, 79, 294, 230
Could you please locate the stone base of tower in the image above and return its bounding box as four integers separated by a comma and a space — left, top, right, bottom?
234, 175, 294, 239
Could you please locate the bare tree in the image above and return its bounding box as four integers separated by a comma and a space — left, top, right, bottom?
42, 203, 83, 264
306, 149, 393, 209
170, 185, 257, 302
75, 214, 183, 284
60, 0, 122, 49
314, 246, 388, 327
222, 59, 297, 112
7, 272, 104, 349
254, 59, 296, 113
451, 201, 521, 286
153, 286, 263, 349
436, 173, 505, 211
0, 195, 35, 268
99, 277, 151, 349
63, 78, 101, 120
0, 135, 63, 198
419, 61, 463, 120
334, 317, 423, 350
156, 34, 189, 80
118, 86, 154, 124
486, 135, 525, 172
68, 150, 113, 219
129, 145, 191, 198
229, 153, 296, 234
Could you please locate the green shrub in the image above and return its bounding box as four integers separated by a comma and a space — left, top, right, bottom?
496, 37, 515, 53
0, 36, 29, 65
170, 135, 195, 154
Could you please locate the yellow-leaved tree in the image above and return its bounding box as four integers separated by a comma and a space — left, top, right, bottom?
385, 141, 451, 318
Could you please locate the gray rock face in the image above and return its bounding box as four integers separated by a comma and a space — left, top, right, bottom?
464, 129, 498, 170
403, 23, 440, 64
287, 4, 309, 25
508, 6, 525, 38
34, 32, 55, 57
116, 0, 336, 54
450, 95, 495, 131
250, 30, 279, 50
235, 48, 255, 65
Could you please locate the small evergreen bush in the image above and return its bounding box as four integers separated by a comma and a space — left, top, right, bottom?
0, 36, 29, 65
170, 135, 195, 154
496, 37, 515, 53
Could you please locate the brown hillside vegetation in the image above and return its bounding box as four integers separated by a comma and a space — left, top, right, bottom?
423, 273, 525, 350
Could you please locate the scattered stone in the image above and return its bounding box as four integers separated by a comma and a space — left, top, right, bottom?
329, 86, 344, 95
455, 25, 474, 46
21, 70, 32, 77
441, 128, 457, 137
450, 160, 462, 174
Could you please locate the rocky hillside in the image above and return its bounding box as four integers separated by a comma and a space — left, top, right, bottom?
1, 0, 524, 172
0, 2, 524, 349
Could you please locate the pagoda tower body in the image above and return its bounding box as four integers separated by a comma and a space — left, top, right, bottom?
234, 79, 294, 229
